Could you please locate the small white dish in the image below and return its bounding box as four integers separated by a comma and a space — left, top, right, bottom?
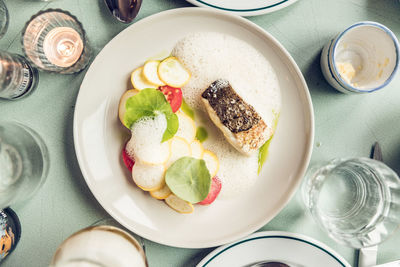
196, 231, 351, 267
74, 8, 314, 248
185, 0, 299, 16
321, 21, 399, 93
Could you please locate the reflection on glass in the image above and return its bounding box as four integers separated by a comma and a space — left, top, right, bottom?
0, 122, 49, 209
302, 158, 400, 248
0, 0, 9, 39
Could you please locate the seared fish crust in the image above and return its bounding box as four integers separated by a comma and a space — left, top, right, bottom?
201, 79, 272, 155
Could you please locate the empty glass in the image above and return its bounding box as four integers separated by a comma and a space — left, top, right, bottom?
0, 121, 49, 208
21, 9, 91, 74
302, 157, 400, 248
0, 0, 8, 39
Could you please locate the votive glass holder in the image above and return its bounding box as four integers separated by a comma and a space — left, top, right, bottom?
21, 9, 91, 74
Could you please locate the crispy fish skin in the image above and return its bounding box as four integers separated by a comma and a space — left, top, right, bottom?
201, 79, 273, 155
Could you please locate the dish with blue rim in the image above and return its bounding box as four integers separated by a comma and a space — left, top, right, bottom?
185, 0, 299, 16
197, 231, 351, 267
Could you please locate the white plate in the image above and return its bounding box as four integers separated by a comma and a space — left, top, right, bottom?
185, 0, 299, 16
74, 7, 314, 248
197, 231, 351, 267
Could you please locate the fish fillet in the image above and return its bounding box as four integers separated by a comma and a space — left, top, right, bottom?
201, 79, 273, 155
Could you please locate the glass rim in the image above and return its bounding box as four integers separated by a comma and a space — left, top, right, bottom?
302, 156, 400, 248
0, 0, 9, 39
20, 8, 89, 74
50, 225, 148, 267
0, 121, 49, 208
329, 21, 400, 93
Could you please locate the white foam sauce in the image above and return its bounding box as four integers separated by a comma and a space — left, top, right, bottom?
126, 114, 169, 164
172, 32, 281, 198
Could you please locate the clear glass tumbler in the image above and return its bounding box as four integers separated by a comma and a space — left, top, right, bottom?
0, 0, 9, 39
0, 51, 39, 100
302, 157, 400, 248
21, 9, 91, 74
0, 121, 49, 209
49, 225, 148, 267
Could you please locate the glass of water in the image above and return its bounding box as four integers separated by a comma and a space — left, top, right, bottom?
0, 121, 49, 209
302, 157, 400, 248
21, 9, 91, 74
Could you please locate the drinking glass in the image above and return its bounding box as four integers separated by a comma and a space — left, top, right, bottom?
0, 51, 39, 100
0, 121, 49, 209
49, 223, 148, 267
21, 9, 91, 74
0, 0, 8, 39
302, 157, 400, 248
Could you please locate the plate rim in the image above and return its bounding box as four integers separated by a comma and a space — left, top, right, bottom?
196, 231, 351, 267
185, 0, 299, 16
73, 7, 314, 248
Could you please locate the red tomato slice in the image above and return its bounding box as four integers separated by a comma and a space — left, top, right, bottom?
158, 86, 182, 113
122, 144, 135, 171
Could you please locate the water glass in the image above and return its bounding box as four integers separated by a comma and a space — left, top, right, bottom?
0, 0, 8, 39
0, 121, 49, 209
49, 224, 148, 267
21, 9, 91, 74
0, 51, 39, 100
302, 157, 400, 248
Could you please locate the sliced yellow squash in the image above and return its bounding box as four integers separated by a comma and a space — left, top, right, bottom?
132, 162, 165, 191
150, 184, 172, 200
190, 140, 204, 159
165, 136, 191, 168
143, 60, 165, 86
202, 150, 219, 177
136, 140, 171, 166
118, 89, 139, 127
158, 57, 190, 88
175, 111, 196, 143
165, 194, 194, 214
131, 67, 157, 90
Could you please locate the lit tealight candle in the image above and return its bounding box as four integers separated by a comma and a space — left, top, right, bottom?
43, 27, 84, 68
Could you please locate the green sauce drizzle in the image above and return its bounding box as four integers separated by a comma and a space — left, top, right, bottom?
195, 126, 208, 143
181, 99, 195, 120
258, 111, 280, 174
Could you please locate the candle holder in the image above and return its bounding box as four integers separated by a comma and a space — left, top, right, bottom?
21, 9, 91, 74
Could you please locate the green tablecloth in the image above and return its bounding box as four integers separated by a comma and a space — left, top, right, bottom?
1, 0, 400, 266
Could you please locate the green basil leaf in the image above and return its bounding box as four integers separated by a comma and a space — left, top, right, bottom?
123, 88, 178, 142
165, 157, 211, 203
